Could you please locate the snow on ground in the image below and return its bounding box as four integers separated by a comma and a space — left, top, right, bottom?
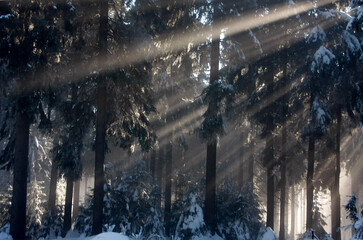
0, 232, 131, 240
259, 228, 278, 240
89, 232, 130, 240
55, 232, 130, 240
0, 230, 283, 240
188, 235, 223, 240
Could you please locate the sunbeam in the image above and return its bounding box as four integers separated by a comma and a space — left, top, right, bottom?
16, 0, 337, 93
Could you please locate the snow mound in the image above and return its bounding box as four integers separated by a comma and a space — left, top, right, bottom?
0, 232, 13, 240
90, 232, 130, 240
259, 227, 278, 240
190, 235, 223, 240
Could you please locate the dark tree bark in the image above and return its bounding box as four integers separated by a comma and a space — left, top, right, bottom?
10, 107, 30, 240
48, 158, 58, 217
279, 125, 287, 240
92, 0, 108, 235
266, 164, 274, 229
150, 149, 156, 180
205, 139, 217, 234
265, 69, 275, 230
63, 85, 79, 236
156, 146, 164, 210
331, 107, 341, 240
73, 179, 80, 222
248, 136, 254, 188
306, 137, 315, 231
285, 184, 289, 235
9, 3, 31, 239
164, 142, 172, 236
204, 6, 220, 232
266, 134, 275, 229
92, 82, 107, 235
145, 152, 150, 173
238, 132, 245, 190
238, 149, 244, 189
63, 174, 74, 237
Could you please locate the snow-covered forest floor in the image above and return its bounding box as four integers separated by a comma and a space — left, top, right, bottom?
0, 227, 279, 240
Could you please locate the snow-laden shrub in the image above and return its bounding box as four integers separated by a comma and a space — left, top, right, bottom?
346, 194, 359, 222
74, 160, 163, 238
169, 170, 206, 238
353, 218, 363, 240
41, 205, 64, 239
26, 178, 47, 240
311, 193, 328, 239
217, 181, 262, 240
174, 193, 208, 240
143, 206, 165, 239
345, 194, 363, 240
74, 196, 93, 236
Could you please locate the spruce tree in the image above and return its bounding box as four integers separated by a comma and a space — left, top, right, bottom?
0, 1, 64, 238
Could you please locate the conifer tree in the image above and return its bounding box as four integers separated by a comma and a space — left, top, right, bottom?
203, 0, 219, 233
92, 0, 108, 234
0, 1, 64, 238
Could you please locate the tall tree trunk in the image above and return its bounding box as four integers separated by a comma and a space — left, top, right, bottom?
64, 85, 79, 236
205, 139, 217, 234
266, 165, 275, 230
157, 146, 164, 210
145, 152, 150, 173
302, 186, 306, 232
204, 5, 219, 233
73, 179, 80, 222
238, 131, 245, 190
150, 149, 156, 180
10, 107, 30, 240
331, 107, 341, 240
306, 137, 315, 231
279, 125, 287, 240
92, 0, 108, 235
48, 158, 58, 217
265, 80, 275, 229
92, 82, 107, 235
164, 142, 172, 237
291, 184, 295, 239
238, 147, 244, 190
248, 133, 254, 189
63, 175, 74, 237
84, 175, 88, 199
285, 185, 289, 236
